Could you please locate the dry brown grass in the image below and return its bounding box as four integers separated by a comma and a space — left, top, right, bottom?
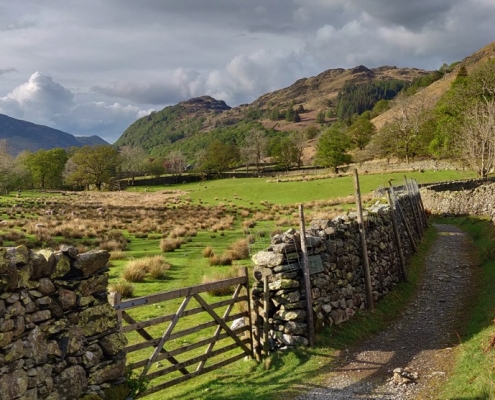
122, 264, 146, 282
227, 238, 250, 260
202, 267, 241, 296
208, 253, 233, 266
108, 281, 135, 298
159, 237, 183, 252
109, 250, 128, 260
202, 246, 215, 258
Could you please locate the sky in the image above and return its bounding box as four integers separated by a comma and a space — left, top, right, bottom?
0, 1, 494, 144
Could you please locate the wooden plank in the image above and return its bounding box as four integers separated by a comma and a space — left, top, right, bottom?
115, 276, 247, 311
107, 292, 122, 328
404, 176, 422, 235
141, 295, 191, 377
143, 353, 247, 396
124, 313, 247, 354
241, 266, 255, 360
146, 341, 241, 380
262, 275, 270, 354
389, 182, 418, 252
128, 326, 250, 370
193, 294, 252, 355
386, 189, 408, 283
299, 204, 316, 345
354, 169, 374, 310
197, 282, 243, 371
120, 311, 189, 376
121, 295, 248, 333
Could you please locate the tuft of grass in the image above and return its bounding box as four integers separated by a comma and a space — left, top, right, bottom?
159, 237, 183, 252
208, 253, 233, 266
202, 246, 214, 258
109, 281, 135, 298
122, 263, 146, 283
227, 238, 250, 260
202, 267, 240, 296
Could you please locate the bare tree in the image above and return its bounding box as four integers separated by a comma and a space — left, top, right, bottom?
119, 146, 147, 185
166, 150, 188, 181
289, 131, 306, 168
460, 99, 495, 178
240, 129, 267, 175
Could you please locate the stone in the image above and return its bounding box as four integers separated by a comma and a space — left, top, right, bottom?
30, 250, 54, 279
0, 368, 28, 399
273, 309, 307, 322
0, 331, 14, 347
78, 274, 108, 296
83, 344, 104, 368
88, 358, 126, 385
52, 365, 87, 399
12, 316, 25, 338
38, 278, 56, 295
78, 304, 117, 336
275, 332, 309, 346
59, 244, 78, 259
269, 279, 299, 291
252, 251, 284, 267
99, 332, 127, 356
7, 245, 30, 266
25, 328, 48, 364
50, 253, 71, 279
30, 310, 52, 323
0, 318, 15, 332
57, 288, 78, 310
74, 250, 110, 277
5, 339, 24, 362
284, 321, 308, 336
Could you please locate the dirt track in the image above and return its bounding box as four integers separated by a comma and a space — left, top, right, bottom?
295, 223, 476, 400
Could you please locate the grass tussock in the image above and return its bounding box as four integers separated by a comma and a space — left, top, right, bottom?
202, 267, 241, 296
227, 238, 250, 260
202, 246, 214, 258
122, 256, 171, 281
159, 237, 183, 252
208, 253, 233, 266
109, 281, 134, 298
122, 263, 146, 283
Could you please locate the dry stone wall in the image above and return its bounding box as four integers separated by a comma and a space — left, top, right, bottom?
421, 178, 495, 218
0, 245, 126, 400
251, 195, 423, 349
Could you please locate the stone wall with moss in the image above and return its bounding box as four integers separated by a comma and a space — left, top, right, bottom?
0, 245, 127, 400
251, 194, 424, 349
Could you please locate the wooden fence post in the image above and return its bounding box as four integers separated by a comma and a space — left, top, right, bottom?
404, 176, 422, 235
353, 169, 374, 310
299, 204, 316, 346
262, 275, 270, 355
389, 182, 417, 253
386, 189, 408, 282
108, 291, 122, 329
242, 267, 255, 360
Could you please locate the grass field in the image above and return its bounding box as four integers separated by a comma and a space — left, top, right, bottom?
0, 168, 482, 398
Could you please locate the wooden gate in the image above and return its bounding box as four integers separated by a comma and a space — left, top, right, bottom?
110, 267, 253, 397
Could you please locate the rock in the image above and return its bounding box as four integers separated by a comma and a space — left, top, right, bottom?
99, 332, 127, 356
50, 253, 71, 279
73, 250, 110, 277
0, 368, 28, 399
57, 288, 78, 310
273, 309, 307, 321
88, 358, 126, 385
78, 304, 118, 336
53, 365, 87, 399
274, 332, 309, 346
252, 251, 285, 267
269, 279, 299, 291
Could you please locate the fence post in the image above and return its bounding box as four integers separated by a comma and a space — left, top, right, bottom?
252, 299, 262, 362
386, 189, 408, 282
414, 180, 428, 228
299, 204, 316, 346
404, 176, 422, 235
108, 291, 122, 329
262, 275, 270, 355
353, 169, 374, 310
389, 182, 418, 253
242, 267, 255, 360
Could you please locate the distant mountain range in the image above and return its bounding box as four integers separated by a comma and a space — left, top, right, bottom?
0, 113, 108, 155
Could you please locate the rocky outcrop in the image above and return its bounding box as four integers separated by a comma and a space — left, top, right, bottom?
0, 245, 126, 400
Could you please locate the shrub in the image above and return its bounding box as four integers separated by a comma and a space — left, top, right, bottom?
109, 281, 134, 298
99, 239, 125, 252
109, 250, 127, 260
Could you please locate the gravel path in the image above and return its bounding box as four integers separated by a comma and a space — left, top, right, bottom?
296, 223, 476, 400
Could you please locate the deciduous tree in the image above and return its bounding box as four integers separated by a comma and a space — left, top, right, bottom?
119, 146, 147, 185
315, 123, 352, 172
65, 145, 120, 190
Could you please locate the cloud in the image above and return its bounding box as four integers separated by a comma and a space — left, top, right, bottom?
0, 72, 150, 143
0, 68, 16, 75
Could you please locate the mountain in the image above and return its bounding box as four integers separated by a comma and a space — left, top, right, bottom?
115, 65, 430, 155
372, 40, 495, 130
0, 113, 109, 155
